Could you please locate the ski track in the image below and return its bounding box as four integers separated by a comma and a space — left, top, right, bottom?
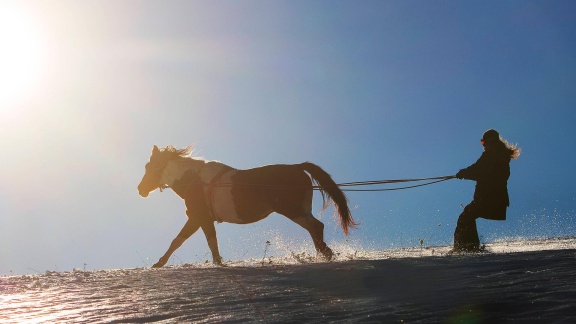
1, 237, 575, 323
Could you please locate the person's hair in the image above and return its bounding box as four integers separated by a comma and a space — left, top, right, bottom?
489, 137, 520, 159
483, 129, 520, 159
503, 138, 520, 159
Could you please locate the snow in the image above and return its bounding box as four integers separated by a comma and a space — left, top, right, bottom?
1, 237, 575, 323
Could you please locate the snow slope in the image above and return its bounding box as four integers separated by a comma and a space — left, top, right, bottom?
1, 237, 575, 323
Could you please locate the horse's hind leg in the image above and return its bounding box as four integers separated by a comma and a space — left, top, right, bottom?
287, 212, 334, 260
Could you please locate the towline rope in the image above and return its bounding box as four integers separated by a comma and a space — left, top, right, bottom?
160, 175, 455, 192
336, 176, 454, 192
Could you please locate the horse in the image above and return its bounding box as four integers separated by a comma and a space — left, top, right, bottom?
137, 145, 357, 267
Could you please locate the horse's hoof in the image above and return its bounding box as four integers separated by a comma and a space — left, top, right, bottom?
213, 256, 223, 266
319, 246, 334, 261
152, 259, 167, 268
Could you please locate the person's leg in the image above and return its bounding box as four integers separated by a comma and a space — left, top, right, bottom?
453, 201, 481, 252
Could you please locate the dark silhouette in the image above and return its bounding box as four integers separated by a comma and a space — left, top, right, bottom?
137, 145, 356, 267
454, 129, 520, 252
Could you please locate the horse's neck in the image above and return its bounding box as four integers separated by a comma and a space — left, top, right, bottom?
198, 161, 234, 184
161, 158, 203, 186
161, 158, 233, 186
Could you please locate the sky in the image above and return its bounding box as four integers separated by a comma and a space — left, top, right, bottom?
1, 0, 575, 275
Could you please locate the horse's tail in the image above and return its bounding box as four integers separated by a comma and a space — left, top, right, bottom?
299, 162, 357, 235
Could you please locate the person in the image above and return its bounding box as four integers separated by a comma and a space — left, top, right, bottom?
453, 129, 520, 252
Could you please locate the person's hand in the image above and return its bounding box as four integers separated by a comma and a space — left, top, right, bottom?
455, 170, 465, 179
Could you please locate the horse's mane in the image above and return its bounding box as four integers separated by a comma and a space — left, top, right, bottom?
159, 145, 202, 161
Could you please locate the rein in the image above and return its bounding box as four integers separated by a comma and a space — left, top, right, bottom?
148, 149, 455, 193
336, 175, 454, 192
157, 175, 455, 192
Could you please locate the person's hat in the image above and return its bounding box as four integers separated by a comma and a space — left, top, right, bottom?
482, 129, 500, 142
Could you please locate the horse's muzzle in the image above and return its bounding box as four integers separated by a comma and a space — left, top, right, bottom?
138, 187, 149, 198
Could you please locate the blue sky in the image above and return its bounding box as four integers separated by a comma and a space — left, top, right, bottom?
1, 1, 575, 275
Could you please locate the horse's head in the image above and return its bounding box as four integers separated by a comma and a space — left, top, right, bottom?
138, 145, 168, 197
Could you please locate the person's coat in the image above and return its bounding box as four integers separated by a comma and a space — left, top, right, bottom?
456, 147, 511, 220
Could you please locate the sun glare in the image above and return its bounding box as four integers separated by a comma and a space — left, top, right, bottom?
0, 4, 44, 107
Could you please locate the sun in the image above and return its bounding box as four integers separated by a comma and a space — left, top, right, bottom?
0, 4, 44, 107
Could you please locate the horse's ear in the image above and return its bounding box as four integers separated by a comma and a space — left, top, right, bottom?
152, 145, 160, 154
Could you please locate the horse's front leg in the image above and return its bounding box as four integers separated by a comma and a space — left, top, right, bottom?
200, 221, 223, 265
152, 217, 200, 268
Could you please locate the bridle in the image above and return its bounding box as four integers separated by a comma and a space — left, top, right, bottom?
145, 158, 169, 192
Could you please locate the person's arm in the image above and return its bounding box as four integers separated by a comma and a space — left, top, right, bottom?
456, 152, 495, 181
